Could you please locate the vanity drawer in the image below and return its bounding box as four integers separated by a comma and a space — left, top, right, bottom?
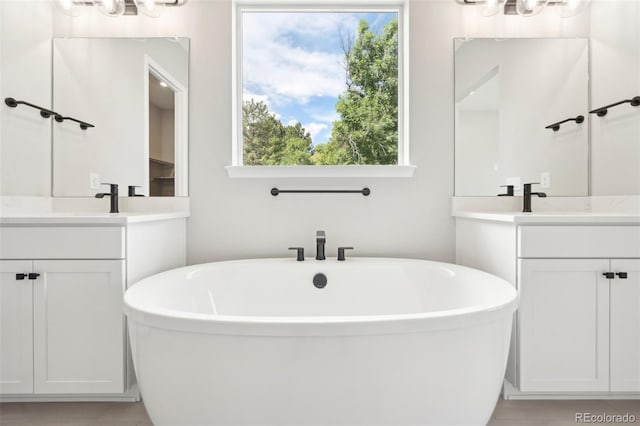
518, 226, 640, 258
0, 226, 125, 259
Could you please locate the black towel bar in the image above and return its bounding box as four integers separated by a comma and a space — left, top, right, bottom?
589, 96, 640, 117
4, 97, 94, 130
545, 115, 584, 132
271, 188, 371, 196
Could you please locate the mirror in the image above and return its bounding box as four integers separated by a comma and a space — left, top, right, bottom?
454, 38, 589, 196
52, 37, 189, 197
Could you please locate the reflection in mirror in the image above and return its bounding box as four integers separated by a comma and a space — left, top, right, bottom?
454, 38, 589, 197
52, 38, 189, 197
148, 74, 176, 196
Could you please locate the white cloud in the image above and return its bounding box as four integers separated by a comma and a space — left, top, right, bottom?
241, 12, 360, 105
242, 91, 280, 119
303, 122, 328, 141
242, 91, 270, 107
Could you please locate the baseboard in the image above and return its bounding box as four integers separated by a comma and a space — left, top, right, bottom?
0, 385, 140, 403
503, 380, 640, 400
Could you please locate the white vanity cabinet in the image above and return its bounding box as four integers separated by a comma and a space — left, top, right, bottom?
517, 226, 640, 393
0, 216, 186, 401
455, 215, 640, 398
520, 258, 640, 393
0, 226, 126, 396
0, 260, 34, 394
1, 259, 125, 394
610, 259, 640, 392
519, 258, 610, 392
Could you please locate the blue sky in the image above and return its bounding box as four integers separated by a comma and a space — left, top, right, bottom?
242, 11, 397, 145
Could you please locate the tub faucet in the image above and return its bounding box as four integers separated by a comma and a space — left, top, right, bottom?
522, 182, 546, 213
95, 183, 119, 214
316, 230, 326, 260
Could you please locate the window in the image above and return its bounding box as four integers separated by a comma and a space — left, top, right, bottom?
230, 0, 412, 177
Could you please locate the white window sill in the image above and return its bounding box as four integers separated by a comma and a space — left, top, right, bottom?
225, 165, 416, 179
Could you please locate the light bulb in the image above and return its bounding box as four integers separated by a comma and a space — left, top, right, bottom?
91, 0, 126, 16
516, 0, 549, 16
133, 0, 165, 17
480, 0, 506, 16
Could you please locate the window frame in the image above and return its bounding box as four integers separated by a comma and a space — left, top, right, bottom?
229, 0, 413, 178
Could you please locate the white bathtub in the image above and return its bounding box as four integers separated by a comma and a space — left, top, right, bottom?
124, 258, 517, 426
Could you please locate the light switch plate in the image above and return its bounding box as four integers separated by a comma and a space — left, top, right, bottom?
540, 172, 551, 189
89, 173, 101, 190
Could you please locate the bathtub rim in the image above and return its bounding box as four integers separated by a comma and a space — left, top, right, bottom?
124, 257, 518, 337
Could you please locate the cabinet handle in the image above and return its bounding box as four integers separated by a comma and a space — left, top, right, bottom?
602, 272, 615, 279
15, 273, 28, 280
615, 272, 628, 279
28, 273, 41, 280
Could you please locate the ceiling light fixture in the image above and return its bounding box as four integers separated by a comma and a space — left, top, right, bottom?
457, 0, 591, 17
56, 0, 187, 17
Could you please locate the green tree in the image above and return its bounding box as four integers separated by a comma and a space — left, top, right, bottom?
242, 99, 281, 165
309, 140, 349, 165
242, 17, 398, 166
242, 100, 313, 165
322, 18, 398, 165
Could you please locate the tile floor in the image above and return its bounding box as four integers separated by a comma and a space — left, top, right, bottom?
0, 398, 638, 425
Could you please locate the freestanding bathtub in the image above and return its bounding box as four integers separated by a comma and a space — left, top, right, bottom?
124, 258, 518, 426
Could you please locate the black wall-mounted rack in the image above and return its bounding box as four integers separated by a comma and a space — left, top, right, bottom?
589, 96, 640, 117
545, 115, 585, 132
271, 187, 371, 196
4, 97, 94, 130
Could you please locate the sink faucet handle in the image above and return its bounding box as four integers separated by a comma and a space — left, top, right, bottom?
498, 185, 514, 196
100, 182, 119, 193
337, 247, 354, 261
288, 247, 305, 261
128, 185, 144, 197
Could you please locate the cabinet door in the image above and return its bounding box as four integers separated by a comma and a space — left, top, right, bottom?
0, 260, 34, 394
610, 259, 640, 392
33, 260, 125, 394
519, 259, 610, 392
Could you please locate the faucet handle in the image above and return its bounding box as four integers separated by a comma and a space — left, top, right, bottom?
128, 185, 144, 197
337, 247, 354, 261
497, 185, 514, 196
100, 182, 119, 193
288, 247, 305, 261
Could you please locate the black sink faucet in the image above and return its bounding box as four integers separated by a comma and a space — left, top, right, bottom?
316, 230, 326, 260
523, 182, 547, 213
95, 183, 119, 214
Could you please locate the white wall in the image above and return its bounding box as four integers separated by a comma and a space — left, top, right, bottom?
0, 1, 52, 196
590, 0, 640, 195
3, 0, 636, 265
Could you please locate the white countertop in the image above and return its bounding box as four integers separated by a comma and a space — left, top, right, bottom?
452, 210, 640, 225
451, 196, 640, 225
0, 211, 189, 225
0, 196, 190, 225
